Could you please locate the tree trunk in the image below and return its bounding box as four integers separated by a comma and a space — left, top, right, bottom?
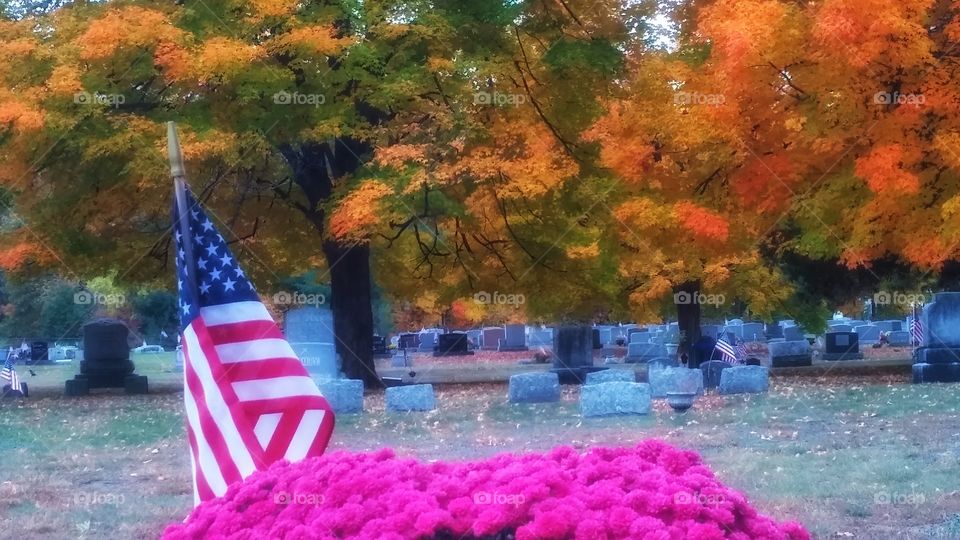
674, 280, 702, 368
323, 240, 381, 388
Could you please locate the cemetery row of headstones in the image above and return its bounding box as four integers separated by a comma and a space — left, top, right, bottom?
317, 362, 771, 415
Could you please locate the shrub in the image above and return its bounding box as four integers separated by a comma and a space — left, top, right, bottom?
164, 440, 808, 540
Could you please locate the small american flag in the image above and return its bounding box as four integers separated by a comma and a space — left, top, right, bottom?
173, 180, 334, 505
911, 304, 924, 346
714, 334, 742, 364
1, 347, 23, 394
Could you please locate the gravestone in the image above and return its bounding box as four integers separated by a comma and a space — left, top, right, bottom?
823, 332, 863, 360
317, 379, 364, 414
508, 372, 560, 403
584, 369, 635, 385
625, 343, 669, 363
550, 326, 603, 383
434, 333, 473, 356
481, 327, 505, 351
914, 292, 960, 382
888, 330, 911, 347
719, 366, 769, 394
700, 325, 721, 340
592, 328, 602, 349
595, 327, 613, 346
768, 340, 813, 367
175, 348, 184, 371
386, 384, 436, 412
855, 325, 881, 345
726, 325, 744, 339
65, 319, 147, 395
765, 324, 784, 339
847, 320, 866, 327
526, 327, 553, 349
372, 335, 390, 357
580, 382, 651, 417
285, 307, 339, 380
830, 324, 853, 333
648, 366, 704, 398
629, 331, 651, 344
466, 329, 482, 350
783, 326, 805, 342
398, 333, 420, 350
498, 324, 529, 351
418, 331, 440, 353
875, 320, 903, 333
727, 318, 744, 325
700, 360, 731, 390
741, 323, 765, 341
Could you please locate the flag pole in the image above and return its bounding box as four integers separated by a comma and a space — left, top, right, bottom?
168, 122, 197, 291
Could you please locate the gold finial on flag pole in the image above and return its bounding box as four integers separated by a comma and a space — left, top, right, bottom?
167, 121, 186, 179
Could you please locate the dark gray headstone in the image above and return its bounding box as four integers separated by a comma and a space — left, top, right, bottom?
435, 333, 473, 356
398, 333, 420, 350
70, 319, 143, 392
913, 363, 960, 383
553, 326, 593, 368
823, 332, 863, 360
769, 340, 813, 367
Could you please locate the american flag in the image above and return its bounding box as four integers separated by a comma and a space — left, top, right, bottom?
714, 334, 742, 364
1, 347, 22, 394
911, 304, 924, 346
174, 184, 334, 505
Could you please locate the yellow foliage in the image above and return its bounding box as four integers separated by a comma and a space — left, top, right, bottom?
46, 65, 84, 95
267, 25, 352, 56
196, 38, 264, 79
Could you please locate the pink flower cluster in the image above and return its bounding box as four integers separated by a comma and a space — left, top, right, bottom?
164, 440, 808, 540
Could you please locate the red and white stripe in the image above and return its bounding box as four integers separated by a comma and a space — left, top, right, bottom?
183, 300, 334, 505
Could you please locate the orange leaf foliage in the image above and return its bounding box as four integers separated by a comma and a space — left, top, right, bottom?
0, 243, 47, 271
78, 7, 182, 61
328, 181, 394, 243
673, 201, 730, 243
853, 144, 920, 194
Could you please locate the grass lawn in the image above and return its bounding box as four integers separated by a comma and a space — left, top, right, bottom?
1, 365, 959, 539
